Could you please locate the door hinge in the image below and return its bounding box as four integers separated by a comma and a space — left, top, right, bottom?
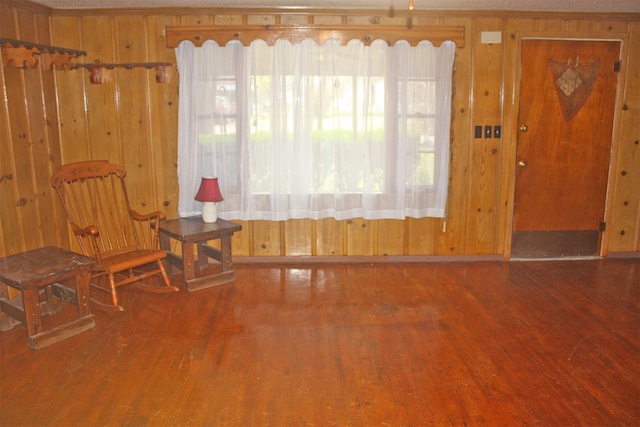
614, 61, 621, 72
599, 221, 607, 232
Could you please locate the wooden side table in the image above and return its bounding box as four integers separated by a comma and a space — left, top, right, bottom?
158, 217, 242, 292
0, 246, 96, 349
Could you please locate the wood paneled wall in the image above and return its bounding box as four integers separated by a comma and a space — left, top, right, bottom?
1, 0, 638, 259
0, 0, 67, 256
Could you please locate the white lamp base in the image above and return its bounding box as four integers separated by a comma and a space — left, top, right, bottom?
201, 202, 218, 223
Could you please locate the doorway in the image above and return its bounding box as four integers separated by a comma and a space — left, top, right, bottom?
511, 39, 621, 258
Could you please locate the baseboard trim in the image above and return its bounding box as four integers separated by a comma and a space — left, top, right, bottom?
232, 252, 640, 265
233, 255, 504, 265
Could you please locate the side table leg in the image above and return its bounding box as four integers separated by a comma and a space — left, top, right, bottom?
197, 242, 209, 271
159, 233, 170, 250
220, 235, 233, 272
182, 242, 196, 283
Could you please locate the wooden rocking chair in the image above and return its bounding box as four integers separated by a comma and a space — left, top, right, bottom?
51, 160, 179, 311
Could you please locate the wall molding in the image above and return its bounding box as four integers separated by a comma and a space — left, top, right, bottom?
233, 254, 504, 264
166, 24, 465, 47
4, 0, 50, 13
43, 5, 640, 20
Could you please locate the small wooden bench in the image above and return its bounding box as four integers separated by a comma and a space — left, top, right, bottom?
0, 246, 96, 349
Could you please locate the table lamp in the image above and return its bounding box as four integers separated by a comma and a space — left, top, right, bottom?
194, 177, 223, 223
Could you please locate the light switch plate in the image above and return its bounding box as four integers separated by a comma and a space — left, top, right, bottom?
475, 125, 483, 139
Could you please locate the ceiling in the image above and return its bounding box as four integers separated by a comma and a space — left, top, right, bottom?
30, 0, 640, 13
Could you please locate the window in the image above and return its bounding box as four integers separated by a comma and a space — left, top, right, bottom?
176, 38, 455, 221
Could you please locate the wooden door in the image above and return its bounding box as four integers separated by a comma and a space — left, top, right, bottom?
512, 39, 621, 258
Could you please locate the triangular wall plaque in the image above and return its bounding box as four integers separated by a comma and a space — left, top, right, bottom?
549, 58, 600, 122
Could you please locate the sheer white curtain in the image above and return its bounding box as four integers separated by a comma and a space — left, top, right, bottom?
176, 38, 455, 221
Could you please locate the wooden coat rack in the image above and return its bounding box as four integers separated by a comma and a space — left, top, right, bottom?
0, 37, 85, 69
1, 37, 172, 83
73, 62, 172, 84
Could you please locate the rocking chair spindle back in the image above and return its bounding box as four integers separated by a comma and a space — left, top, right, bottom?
51, 160, 179, 311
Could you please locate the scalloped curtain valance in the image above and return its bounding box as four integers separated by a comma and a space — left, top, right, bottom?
166, 25, 465, 48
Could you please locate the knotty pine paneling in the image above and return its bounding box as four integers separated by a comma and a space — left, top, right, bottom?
17, 8, 56, 249
252, 220, 282, 256
176, 14, 212, 26
315, 217, 344, 256
467, 17, 504, 255
608, 20, 640, 252
346, 217, 374, 256
212, 14, 241, 26
146, 15, 180, 215
376, 219, 406, 256
53, 15, 117, 255
406, 217, 438, 255
113, 16, 157, 214
53, 14, 182, 252
0, 2, 64, 257
80, 16, 119, 162
565, 19, 599, 33
5, 61, 41, 252
437, 15, 473, 256
0, 2, 21, 257
52, 16, 90, 164
36, 13, 69, 248
283, 219, 313, 256
1, 1, 638, 260
248, 14, 277, 26
231, 219, 251, 257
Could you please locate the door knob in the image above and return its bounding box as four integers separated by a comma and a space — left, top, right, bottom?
517, 160, 528, 168
519, 124, 528, 132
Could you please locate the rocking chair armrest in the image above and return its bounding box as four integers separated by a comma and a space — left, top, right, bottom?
71, 223, 100, 238
129, 210, 166, 222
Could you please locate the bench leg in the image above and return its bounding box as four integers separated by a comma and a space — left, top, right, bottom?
22, 288, 43, 338
0, 283, 21, 331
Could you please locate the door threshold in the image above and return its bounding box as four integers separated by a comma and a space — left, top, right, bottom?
511, 255, 602, 261
511, 230, 600, 259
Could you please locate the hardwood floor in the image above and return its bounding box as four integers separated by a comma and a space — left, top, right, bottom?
0, 258, 638, 426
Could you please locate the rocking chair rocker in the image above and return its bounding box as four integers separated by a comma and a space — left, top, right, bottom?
51, 160, 179, 311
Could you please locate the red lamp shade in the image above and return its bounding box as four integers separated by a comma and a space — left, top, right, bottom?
194, 177, 223, 203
